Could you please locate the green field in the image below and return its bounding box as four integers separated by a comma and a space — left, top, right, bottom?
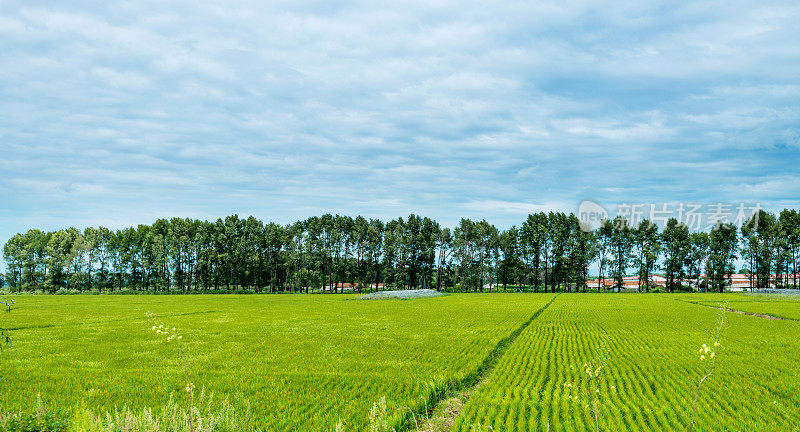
0, 294, 554, 431
1, 294, 798, 431
454, 294, 800, 431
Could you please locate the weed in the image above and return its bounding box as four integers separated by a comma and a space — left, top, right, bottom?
0, 396, 69, 432
584, 334, 609, 432
688, 302, 729, 432
145, 312, 195, 432
74, 390, 249, 432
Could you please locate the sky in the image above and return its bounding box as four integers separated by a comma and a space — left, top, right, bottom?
2, 0, 800, 265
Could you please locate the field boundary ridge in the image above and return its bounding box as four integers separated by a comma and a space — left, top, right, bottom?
674, 298, 794, 321
396, 294, 560, 432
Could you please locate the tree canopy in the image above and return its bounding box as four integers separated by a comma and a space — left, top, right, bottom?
3, 209, 799, 293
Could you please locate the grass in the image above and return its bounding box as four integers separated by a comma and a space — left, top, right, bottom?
0, 294, 554, 431
71, 389, 249, 432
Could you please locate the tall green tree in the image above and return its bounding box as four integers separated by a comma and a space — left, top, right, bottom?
436, 227, 452, 292
609, 216, 633, 292
662, 218, 690, 292
708, 223, 738, 292
569, 215, 597, 292
741, 210, 778, 289
688, 232, 710, 291
632, 220, 660, 292
595, 220, 613, 292
498, 227, 521, 291
453, 219, 480, 292
521, 213, 548, 292
780, 210, 800, 288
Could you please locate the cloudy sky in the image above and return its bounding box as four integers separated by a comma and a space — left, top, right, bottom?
2, 0, 799, 254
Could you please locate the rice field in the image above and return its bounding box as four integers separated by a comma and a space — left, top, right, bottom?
1, 293, 798, 431
453, 294, 800, 431
0, 294, 554, 431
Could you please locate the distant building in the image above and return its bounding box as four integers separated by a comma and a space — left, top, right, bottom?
586, 273, 798, 292
328, 282, 384, 291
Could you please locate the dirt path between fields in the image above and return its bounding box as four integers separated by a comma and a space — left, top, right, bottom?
676, 299, 793, 321
407, 295, 559, 432
713, 306, 787, 320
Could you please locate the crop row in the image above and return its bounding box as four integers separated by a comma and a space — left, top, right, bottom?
454, 294, 800, 431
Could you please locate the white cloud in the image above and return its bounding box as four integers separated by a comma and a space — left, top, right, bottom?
459, 200, 573, 215
1, 0, 799, 264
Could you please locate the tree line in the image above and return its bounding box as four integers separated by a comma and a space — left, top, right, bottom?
2, 209, 799, 294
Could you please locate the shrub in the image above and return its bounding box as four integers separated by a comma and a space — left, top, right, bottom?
54, 289, 81, 295
0, 407, 70, 432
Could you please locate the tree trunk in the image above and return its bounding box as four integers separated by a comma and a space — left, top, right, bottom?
598, 260, 604, 292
